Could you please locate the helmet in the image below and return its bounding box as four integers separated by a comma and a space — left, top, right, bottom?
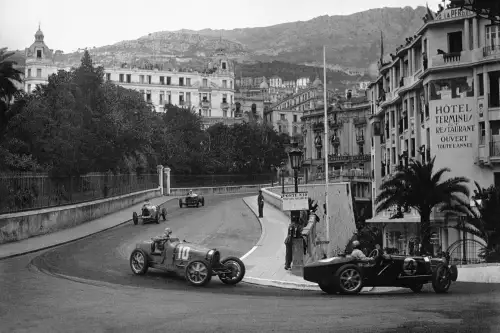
352, 240, 360, 248
164, 228, 172, 236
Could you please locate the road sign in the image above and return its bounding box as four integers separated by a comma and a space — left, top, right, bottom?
282, 192, 308, 211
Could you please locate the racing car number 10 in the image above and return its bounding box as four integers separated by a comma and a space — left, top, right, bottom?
177, 246, 191, 260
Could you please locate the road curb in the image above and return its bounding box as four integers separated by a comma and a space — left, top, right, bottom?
0, 197, 178, 261
240, 197, 267, 260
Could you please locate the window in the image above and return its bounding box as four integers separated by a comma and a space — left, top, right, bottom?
486, 25, 500, 48
280, 114, 286, 120
166, 92, 171, 104
293, 115, 298, 122
146, 92, 151, 103
495, 172, 500, 188
186, 92, 191, 103
411, 138, 416, 157
36, 68, 42, 78
179, 92, 184, 105
222, 62, 227, 70
278, 125, 282, 133
222, 94, 227, 103
28, 69, 32, 77
409, 98, 414, 117
293, 126, 297, 134
222, 80, 227, 88
186, 78, 191, 86
147, 75, 152, 84
202, 93, 208, 101
119, 74, 124, 82
203, 78, 208, 87
159, 92, 164, 105
160, 76, 165, 85
359, 145, 364, 155
478, 73, 484, 96
36, 50, 42, 58
230, 81, 232, 89
167, 77, 171, 85
448, 31, 463, 53
27, 84, 31, 92
106, 73, 111, 81
126, 74, 131, 83
179, 78, 184, 86
479, 122, 486, 145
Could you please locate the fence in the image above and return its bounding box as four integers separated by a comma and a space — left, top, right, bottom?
170, 173, 274, 188
0, 172, 159, 214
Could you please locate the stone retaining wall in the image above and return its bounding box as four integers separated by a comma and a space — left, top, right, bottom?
0, 188, 161, 244
170, 184, 270, 197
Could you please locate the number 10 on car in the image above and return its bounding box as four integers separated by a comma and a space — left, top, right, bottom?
177, 246, 190, 260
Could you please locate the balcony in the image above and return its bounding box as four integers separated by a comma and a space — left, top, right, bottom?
476, 45, 500, 61
491, 141, 500, 163
329, 120, 342, 129
200, 100, 211, 109
313, 122, 324, 132
198, 85, 212, 92
220, 102, 230, 110
431, 50, 472, 68
312, 169, 372, 183
353, 117, 367, 127
328, 153, 370, 163
356, 135, 365, 144
178, 101, 191, 108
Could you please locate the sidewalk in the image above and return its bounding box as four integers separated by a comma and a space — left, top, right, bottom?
0, 196, 178, 260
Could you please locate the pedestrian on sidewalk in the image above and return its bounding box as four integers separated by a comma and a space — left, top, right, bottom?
257, 190, 264, 218
284, 211, 302, 270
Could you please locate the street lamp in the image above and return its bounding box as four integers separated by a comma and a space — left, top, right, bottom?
270, 164, 275, 187
288, 141, 304, 193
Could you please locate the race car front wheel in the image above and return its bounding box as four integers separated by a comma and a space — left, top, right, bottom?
185, 260, 212, 286
132, 212, 139, 225
161, 208, 167, 221
130, 249, 148, 275
432, 264, 451, 294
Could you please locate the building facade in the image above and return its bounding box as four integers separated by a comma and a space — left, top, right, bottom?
366, 5, 499, 261
23, 27, 238, 129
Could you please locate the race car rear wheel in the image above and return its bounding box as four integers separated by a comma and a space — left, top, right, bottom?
130, 249, 148, 275
409, 283, 424, 293
432, 264, 452, 294
219, 256, 246, 285
334, 264, 364, 295
318, 282, 338, 294
179, 199, 183, 208
185, 260, 212, 286
132, 212, 138, 225
161, 208, 167, 221
201, 198, 205, 206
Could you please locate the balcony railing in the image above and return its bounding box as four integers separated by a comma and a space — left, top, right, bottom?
490, 141, 500, 157
329, 120, 341, 129
220, 102, 230, 110
431, 50, 472, 67
313, 122, 324, 132
328, 153, 370, 163
200, 100, 212, 108
483, 45, 500, 58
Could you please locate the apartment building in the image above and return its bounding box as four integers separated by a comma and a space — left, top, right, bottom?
366, 5, 499, 260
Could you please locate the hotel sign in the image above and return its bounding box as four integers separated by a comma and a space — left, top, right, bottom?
435, 8, 474, 21
434, 101, 475, 150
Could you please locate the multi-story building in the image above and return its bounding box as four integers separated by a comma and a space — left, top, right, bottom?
269, 75, 283, 88
366, 4, 498, 260
301, 95, 372, 204
263, 108, 303, 138
272, 78, 336, 112
296, 77, 310, 89
23, 27, 238, 129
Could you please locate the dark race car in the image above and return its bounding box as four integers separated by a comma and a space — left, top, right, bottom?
129, 237, 245, 286
179, 191, 205, 208
303, 249, 458, 295
132, 203, 167, 225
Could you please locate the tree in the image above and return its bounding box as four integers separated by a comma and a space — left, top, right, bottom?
449, 0, 500, 22
0, 48, 24, 133
375, 156, 470, 254
444, 182, 500, 262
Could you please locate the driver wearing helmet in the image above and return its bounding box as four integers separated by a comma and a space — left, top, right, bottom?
350, 240, 373, 262
152, 228, 173, 255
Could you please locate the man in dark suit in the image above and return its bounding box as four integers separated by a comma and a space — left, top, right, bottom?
257, 190, 264, 218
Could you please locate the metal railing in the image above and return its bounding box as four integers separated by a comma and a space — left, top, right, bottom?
0, 172, 159, 214
490, 141, 500, 157
170, 173, 274, 188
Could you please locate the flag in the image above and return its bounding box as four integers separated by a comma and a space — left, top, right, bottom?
426, 2, 435, 20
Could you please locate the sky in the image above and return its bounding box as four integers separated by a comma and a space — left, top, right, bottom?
0, 0, 443, 53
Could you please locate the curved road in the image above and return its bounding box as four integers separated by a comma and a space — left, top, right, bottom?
1, 194, 500, 333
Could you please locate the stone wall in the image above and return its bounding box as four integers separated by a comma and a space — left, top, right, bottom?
0, 188, 161, 244
170, 184, 269, 196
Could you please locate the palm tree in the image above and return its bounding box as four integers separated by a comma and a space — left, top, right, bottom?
444, 182, 500, 262
0, 48, 23, 105
375, 156, 470, 255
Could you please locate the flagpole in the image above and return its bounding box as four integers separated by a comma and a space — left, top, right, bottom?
323, 45, 330, 257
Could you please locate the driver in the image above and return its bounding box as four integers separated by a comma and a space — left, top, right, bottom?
188, 190, 197, 197
350, 240, 374, 262
142, 199, 153, 216
152, 227, 173, 255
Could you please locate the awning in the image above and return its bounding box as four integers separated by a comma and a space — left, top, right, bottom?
366, 215, 421, 223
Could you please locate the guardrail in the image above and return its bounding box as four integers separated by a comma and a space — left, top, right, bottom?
170, 184, 271, 196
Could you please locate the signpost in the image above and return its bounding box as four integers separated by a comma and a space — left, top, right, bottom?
282, 192, 309, 211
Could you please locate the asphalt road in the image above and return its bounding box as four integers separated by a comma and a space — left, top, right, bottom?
1, 194, 500, 333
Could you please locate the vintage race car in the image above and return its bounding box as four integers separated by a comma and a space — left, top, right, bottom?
303, 249, 458, 295
132, 204, 167, 225
129, 237, 245, 286
179, 192, 205, 208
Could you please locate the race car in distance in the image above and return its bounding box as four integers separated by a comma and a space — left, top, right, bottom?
132, 202, 167, 225
303, 249, 458, 295
179, 190, 205, 208
129, 237, 245, 286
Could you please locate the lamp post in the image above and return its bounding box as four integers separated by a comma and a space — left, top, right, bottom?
288, 142, 304, 194
270, 164, 275, 187
280, 161, 285, 194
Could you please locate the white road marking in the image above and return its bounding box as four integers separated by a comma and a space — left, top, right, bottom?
240, 245, 258, 260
